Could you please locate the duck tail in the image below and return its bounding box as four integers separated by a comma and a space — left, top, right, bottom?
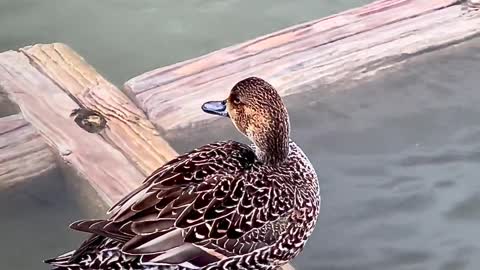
44, 250, 81, 270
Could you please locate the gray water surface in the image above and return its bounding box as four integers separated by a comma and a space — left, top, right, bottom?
0, 168, 107, 270
170, 39, 480, 270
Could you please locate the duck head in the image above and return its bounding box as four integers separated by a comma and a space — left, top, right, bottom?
202, 77, 290, 165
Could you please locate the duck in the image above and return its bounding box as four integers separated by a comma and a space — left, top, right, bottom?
45, 77, 321, 270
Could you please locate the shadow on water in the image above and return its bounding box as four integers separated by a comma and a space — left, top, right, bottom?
0, 88, 19, 117
0, 167, 107, 270
169, 39, 480, 270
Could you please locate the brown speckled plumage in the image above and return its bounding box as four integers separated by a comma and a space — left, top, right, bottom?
46, 77, 320, 270
227, 78, 290, 166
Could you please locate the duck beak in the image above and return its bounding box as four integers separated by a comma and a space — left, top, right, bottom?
202, 100, 229, 118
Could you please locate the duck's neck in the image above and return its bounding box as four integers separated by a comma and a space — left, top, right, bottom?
255, 140, 289, 166
252, 121, 290, 166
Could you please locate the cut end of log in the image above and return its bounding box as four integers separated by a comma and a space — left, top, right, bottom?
0, 114, 57, 190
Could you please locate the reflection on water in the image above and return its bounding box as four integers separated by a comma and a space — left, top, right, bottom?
0, 168, 107, 270
0, 0, 372, 86
170, 39, 480, 270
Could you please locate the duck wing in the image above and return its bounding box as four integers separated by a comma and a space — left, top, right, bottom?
68, 140, 295, 268
107, 140, 256, 220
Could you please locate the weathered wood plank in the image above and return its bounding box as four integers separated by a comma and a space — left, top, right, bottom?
21, 43, 177, 175
0, 114, 56, 189
125, 0, 480, 133
0, 51, 145, 205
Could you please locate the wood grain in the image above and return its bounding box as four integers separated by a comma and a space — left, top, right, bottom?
0, 114, 56, 189
0, 51, 145, 205
125, 0, 480, 133
21, 43, 177, 176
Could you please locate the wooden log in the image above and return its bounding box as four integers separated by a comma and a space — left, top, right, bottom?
0, 51, 147, 205
125, 0, 480, 133
21, 43, 177, 175
0, 114, 56, 189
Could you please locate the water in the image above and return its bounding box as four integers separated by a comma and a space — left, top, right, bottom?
170, 39, 480, 270
0, 0, 372, 86
0, 89, 19, 117
0, 168, 107, 270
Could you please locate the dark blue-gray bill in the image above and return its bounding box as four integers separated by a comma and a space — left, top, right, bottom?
202, 100, 229, 117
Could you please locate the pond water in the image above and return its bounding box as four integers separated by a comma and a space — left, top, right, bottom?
1, 1, 480, 270
170, 39, 480, 270
0, 0, 372, 86
0, 90, 19, 117
0, 168, 107, 270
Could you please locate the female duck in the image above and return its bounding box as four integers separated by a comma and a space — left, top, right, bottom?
46, 77, 320, 270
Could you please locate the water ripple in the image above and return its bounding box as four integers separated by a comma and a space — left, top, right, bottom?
445, 193, 480, 221
397, 150, 480, 167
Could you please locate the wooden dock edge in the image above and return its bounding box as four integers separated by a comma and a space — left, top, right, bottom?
124, 0, 480, 134
22, 43, 178, 175
0, 46, 178, 205
0, 114, 57, 189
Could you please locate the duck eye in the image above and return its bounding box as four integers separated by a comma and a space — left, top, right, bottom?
232, 96, 241, 105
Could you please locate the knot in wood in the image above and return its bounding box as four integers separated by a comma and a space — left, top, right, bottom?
70, 108, 107, 133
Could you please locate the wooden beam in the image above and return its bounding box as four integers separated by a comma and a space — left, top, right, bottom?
124, 0, 480, 133
21, 43, 177, 176
0, 114, 56, 189
0, 50, 146, 205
